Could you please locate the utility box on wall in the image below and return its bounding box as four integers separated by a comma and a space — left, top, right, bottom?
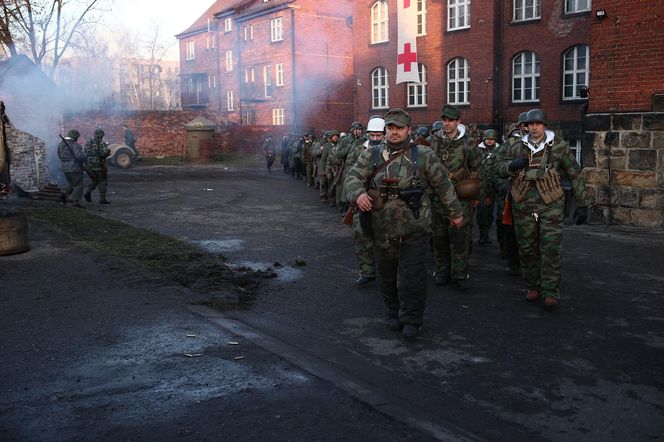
184, 117, 216, 163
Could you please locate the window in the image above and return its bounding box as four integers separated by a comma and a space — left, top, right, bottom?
244, 25, 255, 41
408, 64, 427, 107
227, 90, 234, 111
185, 41, 195, 60
272, 108, 285, 125
447, 58, 470, 104
271, 18, 283, 42
208, 74, 216, 89
371, 67, 389, 109
448, 0, 470, 31
225, 50, 233, 72
371, 1, 389, 44
264, 65, 273, 97
224, 18, 232, 32
276, 63, 284, 86
206, 34, 215, 49
417, 0, 427, 36
565, 0, 591, 13
514, 0, 540, 21
512, 51, 540, 102
563, 45, 589, 100
250, 25, 254, 40
568, 138, 582, 164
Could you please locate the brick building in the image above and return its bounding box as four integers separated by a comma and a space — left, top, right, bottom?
582, 0, 664, 227
353, 0, 592, 148
176, 0, 355, 133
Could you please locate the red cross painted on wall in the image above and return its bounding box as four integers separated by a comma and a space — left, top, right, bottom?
397, 43, 417, 72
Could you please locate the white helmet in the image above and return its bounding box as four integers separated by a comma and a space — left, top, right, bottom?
366, 116, 385, 133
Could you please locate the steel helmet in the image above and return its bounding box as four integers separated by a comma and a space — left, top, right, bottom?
431, 120, 443, 132
525, 109, 548, 125
416, 126, 430, 138
94, 128, 105, 138
366, 116, 386, 133
67, 129, 80, 139
350, 121, 363, 130
517, 112, 528, 125
483, 129, 498, 140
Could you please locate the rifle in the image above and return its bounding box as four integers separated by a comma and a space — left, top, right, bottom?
59, 135, 93, 179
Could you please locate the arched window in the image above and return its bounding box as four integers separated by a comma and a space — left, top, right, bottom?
512, 51, 540, 103
371, 1, 389, 44
408, 64, 427, 108
447, 58, 470, 105
562, 45, 589, 100
371, 67, 389, 109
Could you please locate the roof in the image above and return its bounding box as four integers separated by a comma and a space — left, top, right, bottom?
176, 0, 250, 37
0, 55, 56, 89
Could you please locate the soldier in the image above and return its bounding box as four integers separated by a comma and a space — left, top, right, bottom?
429, 104, 482, 289
57, 129, 87, 208
123, 124, 142, 159
426, 120, 443, 143
346, 116, 384, 287
345, 108, 463, 339
476, 129, 500, 245
83, 128, 112, 204
302, 133, 315, 187
337, 121, 366, 211
413, 126, 431, 146
263, 136, 276, 173
288, 135, 302, 180
314, 131, 331, 201
496, 109, 588, 307
280, 135, 291, 173
324, 130, 342, 207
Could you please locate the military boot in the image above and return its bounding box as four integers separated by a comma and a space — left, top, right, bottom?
83, 192, 92, 203
402, 324, 420, 340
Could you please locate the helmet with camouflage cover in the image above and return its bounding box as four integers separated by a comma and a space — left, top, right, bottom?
483, 129, 498, 140
350, 121, 363, 131
525, 109, 548, 125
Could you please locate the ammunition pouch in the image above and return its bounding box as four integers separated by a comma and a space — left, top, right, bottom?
535, 167, 565, 204
510, 171, 531, 203
399, 187, 424, 219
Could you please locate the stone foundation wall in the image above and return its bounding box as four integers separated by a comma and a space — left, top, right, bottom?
583, 112, 664, 227
6, 125, 50, 192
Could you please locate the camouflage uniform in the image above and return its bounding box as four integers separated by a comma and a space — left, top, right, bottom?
84, 130, 111, 203
476, 139, 499, 244
302, 137, 315, 186
57, 131, 86, 205
315, 134, 331, 201
429, 124, 482, 283
496, 129, 587, 301
337, 133, 366, 207
263, 137, 276, 172
345, 137, 463, 327
325, 136, 342, 205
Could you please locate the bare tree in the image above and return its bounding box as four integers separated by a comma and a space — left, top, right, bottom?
0, 0, 109, 78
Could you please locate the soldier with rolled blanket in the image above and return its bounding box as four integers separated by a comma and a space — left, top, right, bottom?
345, 108, 463, 340
495, 109, 588, 307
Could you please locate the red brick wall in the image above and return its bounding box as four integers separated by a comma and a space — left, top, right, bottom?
589, 0, 664, 113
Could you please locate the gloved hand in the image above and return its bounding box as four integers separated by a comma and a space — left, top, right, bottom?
573, 206, 588, 225
508, 157, 528, 172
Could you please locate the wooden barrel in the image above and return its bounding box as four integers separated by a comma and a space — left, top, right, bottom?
0, 211, 30, 255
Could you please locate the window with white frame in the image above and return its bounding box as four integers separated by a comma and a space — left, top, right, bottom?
224, 18, 232, 32
272, 108, 285, 125
185, 41, 195, 60
225, 50, 233, 72
568, 138, 582, 163
565, 0, 591, 13
512, 51, 540, 102
448, 0, 470, 31
250, 24, 254, 39
514, 0, 541, 21
208, 74, 216, 89
447, 58, 470, 104
264, 65, 273, 97
227, 90, 234, 111
244, 25, 255, 41
563, 45, 589, 100
371, 67, 389, 109
408, 64, 427, 107
271, 18, 283, 42
206, 34, 216, 49
276, 63, 284, 86
371, 1, 389, 44
417, 0, 427, 36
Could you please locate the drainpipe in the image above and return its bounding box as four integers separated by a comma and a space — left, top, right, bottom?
493, 0, 504, 132
215, 20, 222, 112
290, 7, 297, 134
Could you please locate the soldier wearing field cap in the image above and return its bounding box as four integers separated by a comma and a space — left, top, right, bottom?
496, 109, 588, 307
345, 108, 463, 340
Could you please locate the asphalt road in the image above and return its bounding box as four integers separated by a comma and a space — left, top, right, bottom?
1, 160, 663, 441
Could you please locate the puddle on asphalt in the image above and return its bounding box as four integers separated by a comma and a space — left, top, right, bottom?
230, 261, 303, 282
194, 239, 245, 253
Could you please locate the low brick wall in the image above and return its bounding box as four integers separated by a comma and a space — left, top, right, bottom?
63, 111, 294, 160
6, 125, 50, 192
583, 112, 664, 227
